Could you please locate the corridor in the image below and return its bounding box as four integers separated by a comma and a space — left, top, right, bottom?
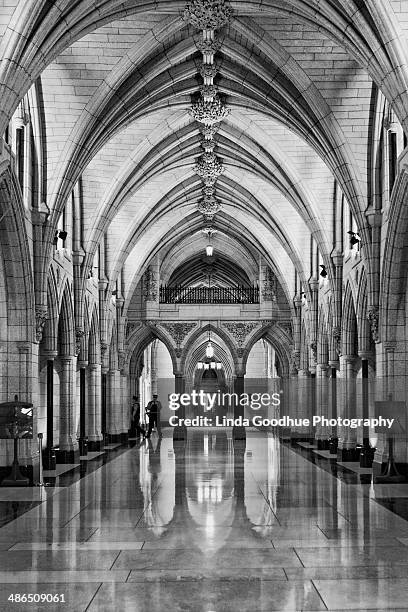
0, 430, 407, 611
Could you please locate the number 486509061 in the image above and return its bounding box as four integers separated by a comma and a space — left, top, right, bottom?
8, 594, 65, 603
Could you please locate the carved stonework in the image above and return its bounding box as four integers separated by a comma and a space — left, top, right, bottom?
35, 307, 48, 343
310, 341, 317, 361
75, 329, 85, 357
200, 84, 218, 99
190, 97, 230, 125
201, 136, 216, 152
100, 341, 108, 356
201, 124, 220, 140
279, 322, 292, 340
183, 0, 232, 30
291, 350, 300, 376
118, 351, 125, 372
196, 36, 222, 54
195, 153, 223, 186
367, 306, 379, 343
222, 321, 260, 348
197, 195, 221, 216
261, 267, 277, 301
126, 322, 141, 337
199, 63, 218, 80
160, 322, 197, 348
143, 268, 157, 301
175, 348, 182, 358
332, 326, 342, 356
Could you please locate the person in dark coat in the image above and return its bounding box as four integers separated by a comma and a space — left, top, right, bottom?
145, 394, 162, 438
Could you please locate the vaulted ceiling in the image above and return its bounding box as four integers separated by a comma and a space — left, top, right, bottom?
2, 0, 408, 313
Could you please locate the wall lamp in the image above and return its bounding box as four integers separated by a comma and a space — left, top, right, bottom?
53, 230, 67, 245
347, 231, 361, 246
319, 265, 327, 278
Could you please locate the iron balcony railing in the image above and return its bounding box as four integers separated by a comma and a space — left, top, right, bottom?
160, 285, 259, 304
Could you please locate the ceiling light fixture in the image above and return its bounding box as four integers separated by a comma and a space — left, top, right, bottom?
347, 231, 361, 247
319, 265, 327, 278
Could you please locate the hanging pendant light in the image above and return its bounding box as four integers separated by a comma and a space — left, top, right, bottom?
203, 226, 216, 257
206, 327, 214, 358
206, 340, 214, 358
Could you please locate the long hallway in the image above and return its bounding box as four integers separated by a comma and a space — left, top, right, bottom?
0, 430, 408, 610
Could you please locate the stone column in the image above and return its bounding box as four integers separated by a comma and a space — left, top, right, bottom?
44, 352, 57, 469
151, 341, 158, 396
330, 253, 343, 364
106, 369, 122, 443
308, 279, 319, 374
295, 369, 312, 441
120, 370, 129, 442
101, 367, 108, 442
58, 356, 79, 462
315, 364, 330, 448
337, 355, 358, 461
88, 363, 103, 451
78, 363, 87, 457
373, 343, 396, 474
173, 373, 186, 441
233, 374, 246, 442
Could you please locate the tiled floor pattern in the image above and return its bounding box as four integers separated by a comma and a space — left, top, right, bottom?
0, 430, 407, 610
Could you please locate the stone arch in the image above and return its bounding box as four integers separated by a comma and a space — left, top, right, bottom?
317, 308, 329, 366
180, 324, 239, 375
184, 336, 235, 389
342, 283, 358, 358
57, 284, 75, 357
126, 323, 178, 374
0, 166, 35, 342
380, 156, 408, 345
88, 307, 100, 366
241, 324, 291, 377
356, 268, 372, 356
42, 266, 59, 353
299, 321, 309, 372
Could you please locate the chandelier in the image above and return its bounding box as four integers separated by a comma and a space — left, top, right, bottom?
183, 0, 232, 222
197, 361, 222, 370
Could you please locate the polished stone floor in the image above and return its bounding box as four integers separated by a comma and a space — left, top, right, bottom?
0, 430, 408, 610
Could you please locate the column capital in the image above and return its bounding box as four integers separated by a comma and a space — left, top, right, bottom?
330, 251, 343, 267
72, 248, 85, 266
60, 355, 75, 363
31, 208, 49, 226
358, 351, 374, 361
365, 207, 382, 228
342, 354, 358, 364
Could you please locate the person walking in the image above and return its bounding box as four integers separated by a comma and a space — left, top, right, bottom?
145, 394, 162, 438
131, 395, 145, 439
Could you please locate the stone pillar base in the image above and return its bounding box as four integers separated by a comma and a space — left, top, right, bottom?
88, 439, 103, 452
337, 446, 359, 462
43, 448, 56, 471
55, 448, 80, 464
106, 433, 123, 444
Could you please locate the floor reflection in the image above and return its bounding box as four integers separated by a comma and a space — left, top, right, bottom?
0, 429, 407, 610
